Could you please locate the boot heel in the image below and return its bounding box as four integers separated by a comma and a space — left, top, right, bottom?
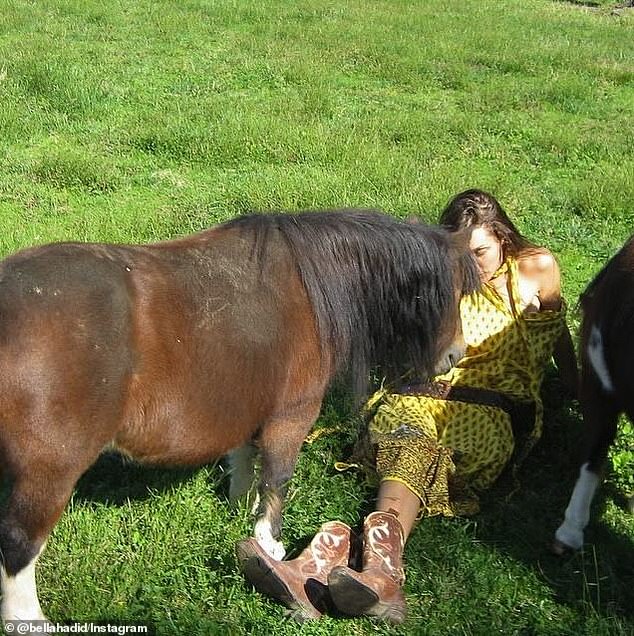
327, 511, 408, 623
328, 566, 380, 613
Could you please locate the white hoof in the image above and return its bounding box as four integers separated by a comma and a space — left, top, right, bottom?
259, 537, 286, 561
253, 518, 286, 560
554, 523, 584, 552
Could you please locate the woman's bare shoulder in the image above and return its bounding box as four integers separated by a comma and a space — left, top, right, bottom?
516, 248, 562, 308
517, 247, 558, 276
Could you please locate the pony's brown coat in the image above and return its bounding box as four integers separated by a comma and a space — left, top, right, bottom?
0, 209, 479, 620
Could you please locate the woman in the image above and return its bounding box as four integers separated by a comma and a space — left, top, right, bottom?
237, 189, 578, 623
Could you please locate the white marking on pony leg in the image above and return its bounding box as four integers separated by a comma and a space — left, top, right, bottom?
227, 444, 258, 502
1, 544, 47, 623
587, 325, 615, 393
253, 518, 286, 561
555, 463, 601, 550
250, 491, 261, 517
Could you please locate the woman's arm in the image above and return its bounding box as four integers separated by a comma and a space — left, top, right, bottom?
522, 249, 580, 397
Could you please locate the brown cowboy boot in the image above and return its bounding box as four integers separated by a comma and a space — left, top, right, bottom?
327, 510, 407, 623
236, 520, 353, 621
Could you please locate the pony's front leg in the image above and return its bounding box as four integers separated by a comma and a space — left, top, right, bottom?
0, 469, 80, 628
554, 463, 602, 552
253, 490, 287, 561
253, 401, 322, 561
554, 384, 618, 553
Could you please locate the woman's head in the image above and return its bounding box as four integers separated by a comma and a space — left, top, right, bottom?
439, 189, 534, 281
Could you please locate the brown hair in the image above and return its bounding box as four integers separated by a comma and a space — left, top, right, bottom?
439, 189, 536, 258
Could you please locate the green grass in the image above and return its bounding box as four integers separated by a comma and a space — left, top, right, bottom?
0, 0, 633, 634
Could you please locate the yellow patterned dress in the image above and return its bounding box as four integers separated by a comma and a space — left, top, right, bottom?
366, 257, 565, 517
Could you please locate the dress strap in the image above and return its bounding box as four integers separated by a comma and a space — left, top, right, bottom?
480, 257, 517, 316
489, 259, 509, 281
505, 258, 525, 321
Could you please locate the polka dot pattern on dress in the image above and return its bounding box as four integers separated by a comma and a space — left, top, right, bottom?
367, 257, 566, 516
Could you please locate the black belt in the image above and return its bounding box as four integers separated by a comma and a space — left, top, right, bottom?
399, 380, 513, 412
398, 380, 535, 440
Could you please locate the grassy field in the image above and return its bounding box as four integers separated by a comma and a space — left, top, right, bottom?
1, 0, 634, 634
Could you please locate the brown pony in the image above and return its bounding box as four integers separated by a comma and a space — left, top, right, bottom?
0, 209, 479, 624
554, 235, 634, 553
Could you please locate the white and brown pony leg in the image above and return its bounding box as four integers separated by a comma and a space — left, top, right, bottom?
1, 461, 85, 626
554, 463, 601, 552
253, 499, 286, 561
554, 340, 619, 553
252, 400, 322, 561
0, 471, 57, 625
0, 542, 47, 622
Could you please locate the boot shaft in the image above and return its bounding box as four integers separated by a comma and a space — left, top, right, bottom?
291, 520, 353, 583
326, 511, 408, 622
361, 511, 405, 584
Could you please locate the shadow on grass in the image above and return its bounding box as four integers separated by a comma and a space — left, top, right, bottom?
0, 453, 219, 516
471, 375, 634, 621
69, 379, 362, 510
72, 451, 227, 506
555, 0, 634, 8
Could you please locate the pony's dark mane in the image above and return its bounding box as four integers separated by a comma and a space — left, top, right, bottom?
226, 210, 479, 395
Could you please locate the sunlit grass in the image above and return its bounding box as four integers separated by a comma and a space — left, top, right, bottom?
1, 0, 633, 634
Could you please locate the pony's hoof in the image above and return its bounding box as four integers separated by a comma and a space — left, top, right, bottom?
550, 538, 575, 556
264, 538, 286, 561
251, 534, 286, 561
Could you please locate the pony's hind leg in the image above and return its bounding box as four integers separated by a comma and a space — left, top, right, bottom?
252, 401, 322, 561
0, 538, 47, 622
227, 442, 259, 505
